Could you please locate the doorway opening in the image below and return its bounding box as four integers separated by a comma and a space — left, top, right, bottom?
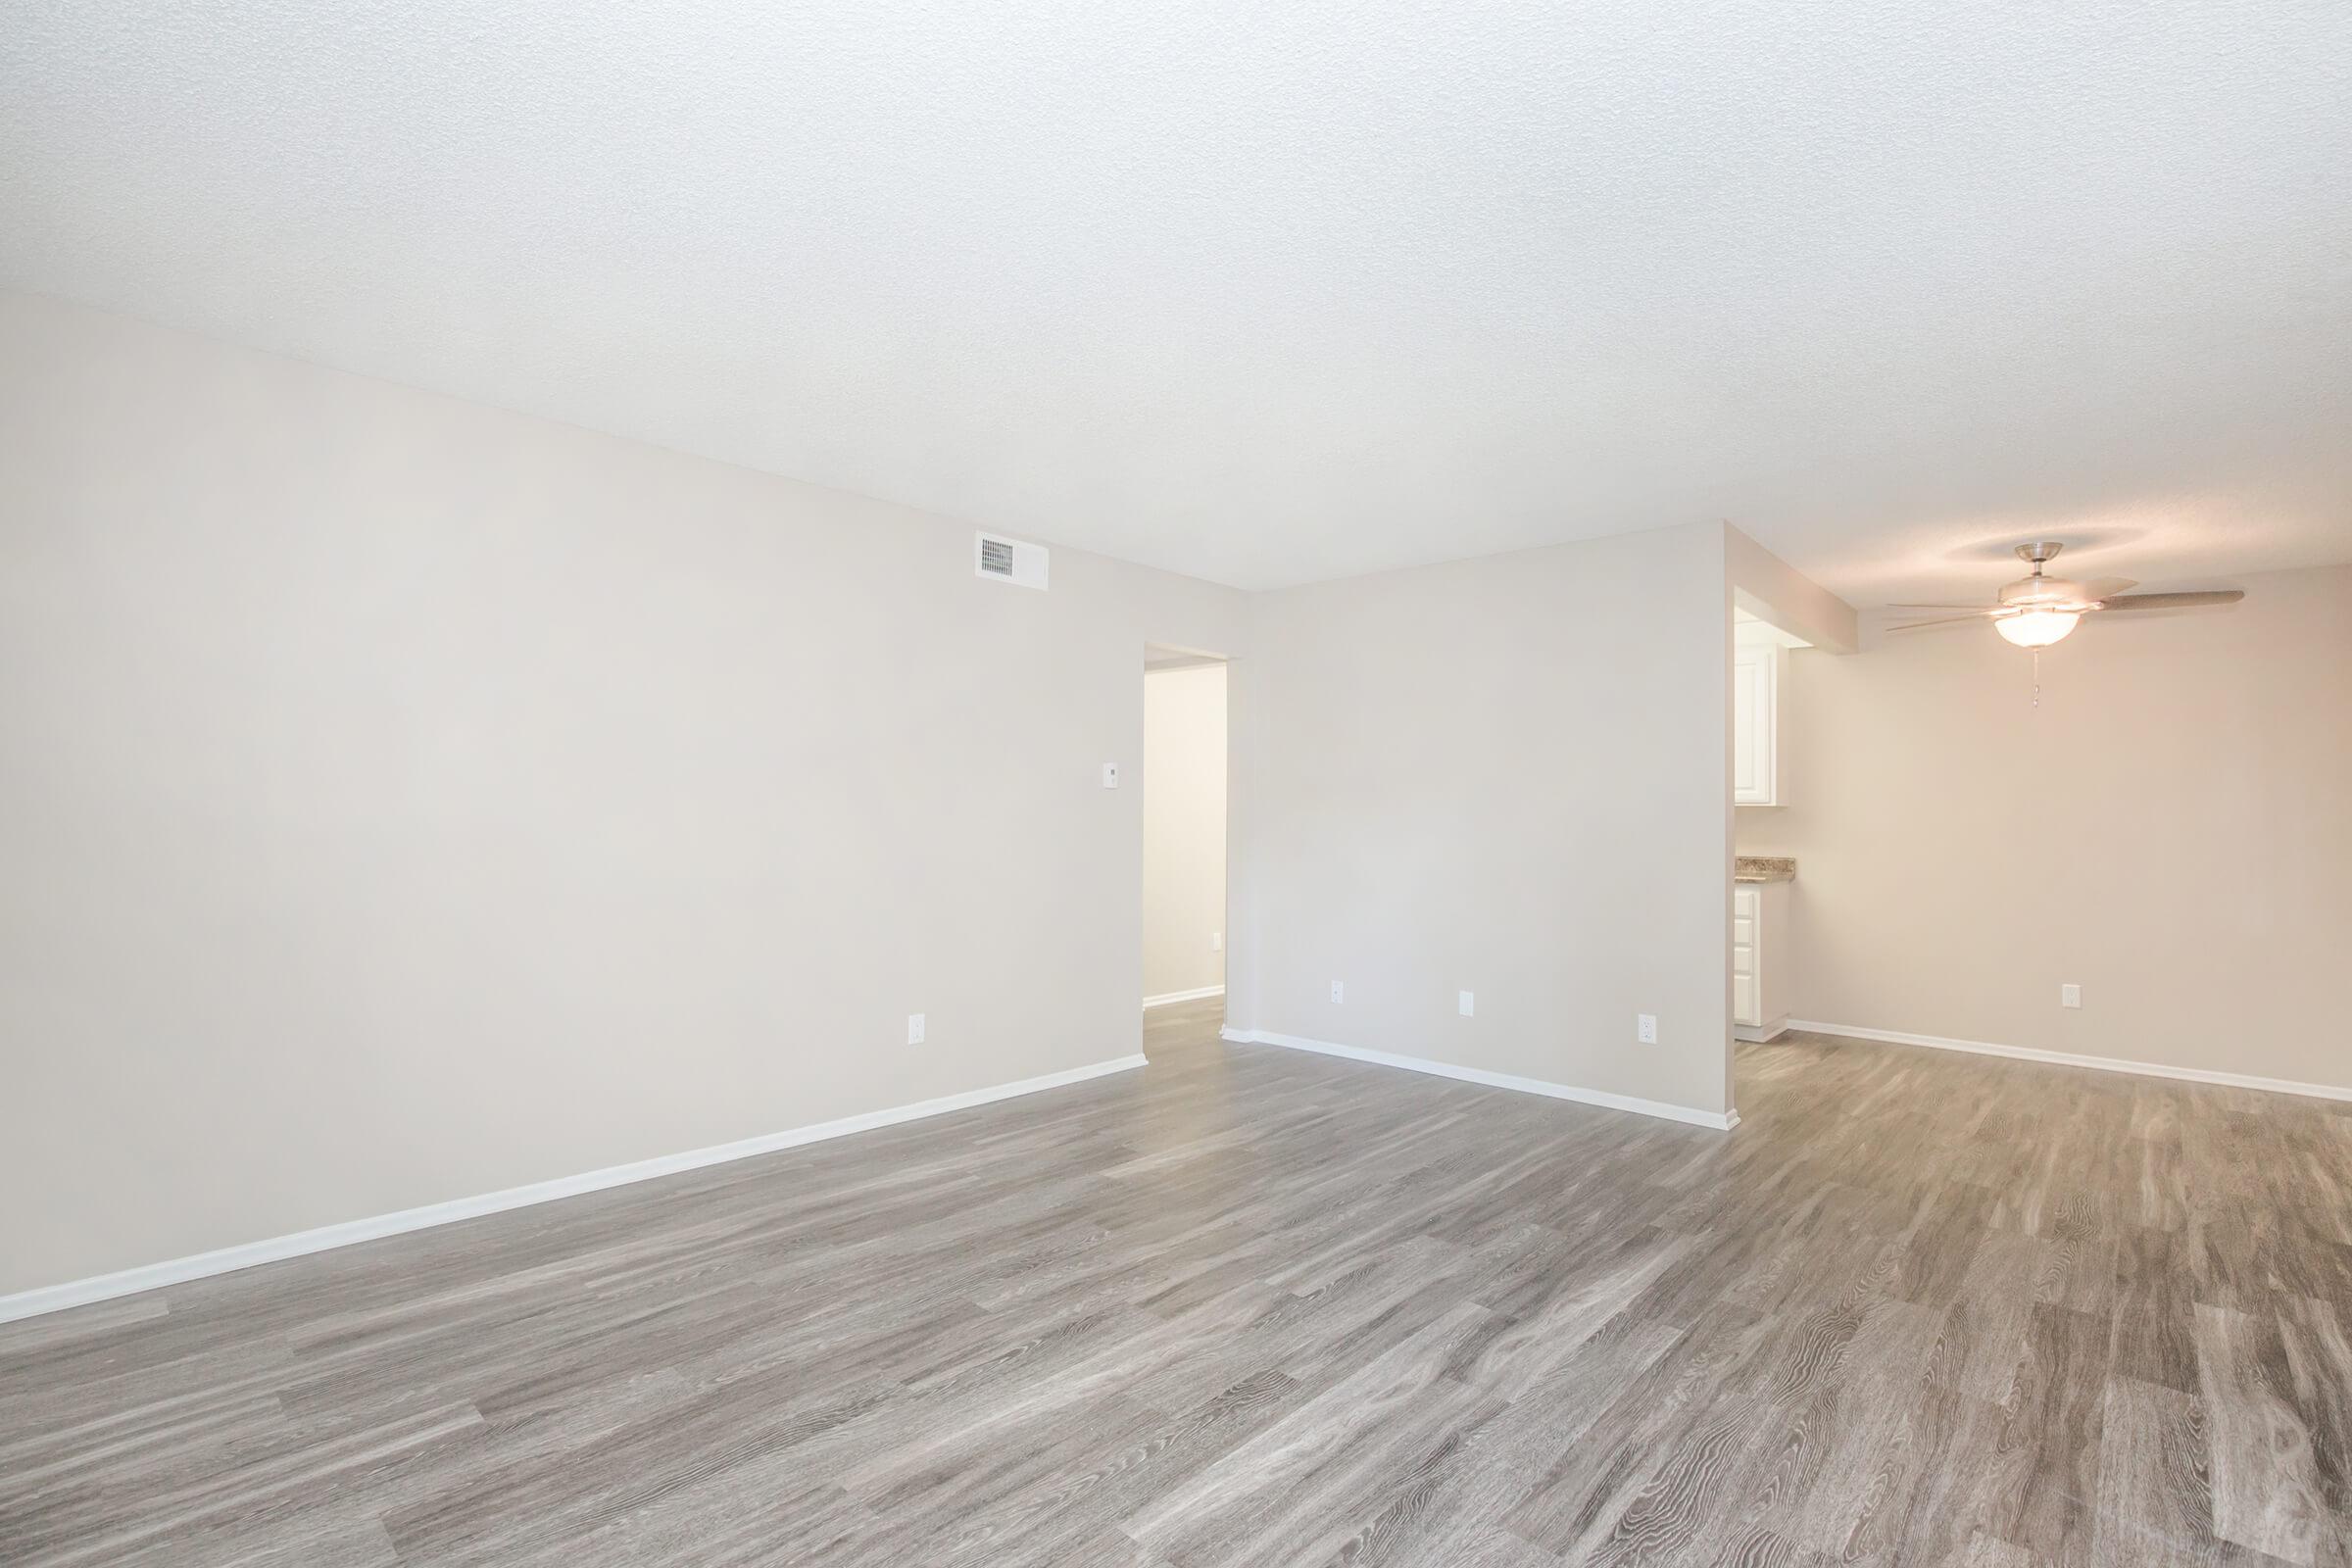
1142, 645, 1229, 1055
1730, 599, 1811, 1096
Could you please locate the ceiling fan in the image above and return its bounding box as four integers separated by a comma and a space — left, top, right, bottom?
1886, 543, 2244, 647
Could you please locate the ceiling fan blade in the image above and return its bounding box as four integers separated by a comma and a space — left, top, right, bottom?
1882, 604, 2000, 612
2092, 590, 2245, 612
1886, 614, 1997, 631
2080, 576, 2138, 599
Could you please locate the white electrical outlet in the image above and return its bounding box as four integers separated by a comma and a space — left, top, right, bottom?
1637, 1013, 1658, 1045
1331, 980, 1345, 1003
1101, 762, 1119, 789
1210, 931, 1222, 952
906, 1012, 926, 1045
2061, 984, 2081, 1008
1458, 991, 1475, 1017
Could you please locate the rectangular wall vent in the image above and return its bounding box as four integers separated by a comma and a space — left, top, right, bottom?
975, 532, 1049, 590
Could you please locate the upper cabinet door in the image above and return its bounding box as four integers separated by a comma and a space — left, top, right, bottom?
1734, 642, 1778, 806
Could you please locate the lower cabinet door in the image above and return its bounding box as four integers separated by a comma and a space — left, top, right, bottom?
1732, 886, 1762, 1027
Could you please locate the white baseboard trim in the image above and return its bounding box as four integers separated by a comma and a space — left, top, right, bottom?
1734, 1015, 1789, 1044
0, 1053, 1149, 1327
1143, 985, 1226, 1009
1221, 1027, 1738, 1131
1786, 1021, 2352, 1103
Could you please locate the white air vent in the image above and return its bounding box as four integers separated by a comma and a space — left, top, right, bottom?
975, 532, 1049, 590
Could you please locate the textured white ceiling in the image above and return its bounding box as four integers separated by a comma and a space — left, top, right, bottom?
4, 2, 2348, 601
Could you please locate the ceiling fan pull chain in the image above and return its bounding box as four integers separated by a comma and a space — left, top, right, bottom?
2032, 648, 2040, 709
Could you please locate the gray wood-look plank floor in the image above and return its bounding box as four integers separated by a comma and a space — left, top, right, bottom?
6, 1002, 2350, 1566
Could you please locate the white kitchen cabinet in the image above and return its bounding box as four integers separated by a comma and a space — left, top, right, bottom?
1733, 637, 1784, 807
1732, 878, 1790, 1042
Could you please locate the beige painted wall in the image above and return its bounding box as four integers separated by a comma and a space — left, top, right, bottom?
0, 291, 1250, 1296
1727, 525, 1858, 654
1142, 663, 1227, 1001
1741, 564, 2352, 1091
1227, 523, 1736, 1118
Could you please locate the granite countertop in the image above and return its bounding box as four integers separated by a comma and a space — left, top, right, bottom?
1735, 856, 1795, 883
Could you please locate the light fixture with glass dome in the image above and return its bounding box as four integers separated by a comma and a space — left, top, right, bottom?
1886, 543, 2244, 646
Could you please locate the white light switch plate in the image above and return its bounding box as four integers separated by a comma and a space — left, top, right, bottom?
1458, 991, 1475, 1017
906, 1013, 926, 1045
1331, 980, 1345, 1003
2061, 984, 2081, 1008
1101, 762, 1119, 789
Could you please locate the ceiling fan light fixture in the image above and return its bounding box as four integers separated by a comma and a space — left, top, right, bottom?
1995, 609, 2081, 648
